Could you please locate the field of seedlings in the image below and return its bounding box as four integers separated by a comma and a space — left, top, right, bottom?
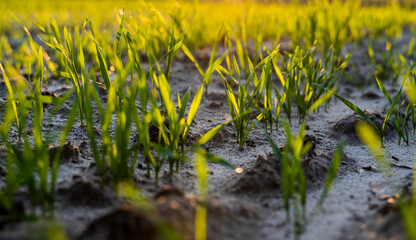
1, 0, 416, 239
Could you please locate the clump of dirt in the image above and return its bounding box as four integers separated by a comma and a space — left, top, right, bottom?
48, 141, 80, 163
372, 208, 407, 240
57, 177, 115, 207
148, 118, 170, 143
153, 186, 196, 237
0, 196, 25, 228
361, 91, 380, 100
78, 204, 158, 240
345, 195, 407, 240
153, 185, 259, 239
228, 153, 281, 196
79, 186, 259, 240
330, 110, 393, 145
228, 135, 344, 195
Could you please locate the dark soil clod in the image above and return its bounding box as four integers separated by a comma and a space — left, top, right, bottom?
229, 150, 331, 195
361, 91, 380, 100
78, 204, 158, 240
331, 110, 393, 145
48, 141, 80, 163
57, 178, 114, 207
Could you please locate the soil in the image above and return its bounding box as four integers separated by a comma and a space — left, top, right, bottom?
0, 34, 415, 240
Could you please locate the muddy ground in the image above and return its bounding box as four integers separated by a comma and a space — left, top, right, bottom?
0, 34, 415, 240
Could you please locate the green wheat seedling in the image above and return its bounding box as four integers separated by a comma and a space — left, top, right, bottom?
82, 51, 141, 183
0, 47, 78, 217
253, 119, 318, 237
153, 69, 186, 174
0, 89, 27, 220
40, 22, 89, 125
241, 43, 283, 133
146, 97, 232, 183
152, 65, 230, 173
129, 60, 230, 182
255, 120, 345, 240
86, 18, 160, 183
215, 43, 283, 147
255, 120, 310, 224
216, 66, 261, 150
277, 47, 349, 124
282, 121, 309, 223
69, 18, 141, 183
391, 100, 413, 145
142, 90, 232, 183
374, 74, 414, 145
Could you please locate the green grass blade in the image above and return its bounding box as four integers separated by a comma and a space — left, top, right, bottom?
179, 87, 191, 120
0, 64, 18, 129
195, 122, 229, 146
309, 88, 335, 112
382, 88, 403, 135
183, 84, 203, 139
115, 9, 125, 55
181, 44, 204, 76
375, 75, 392, 104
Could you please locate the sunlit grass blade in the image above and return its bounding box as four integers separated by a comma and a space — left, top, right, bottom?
309, 88, 335, 113
0, 63, 19, 130
183, 84, 203, 141
375, 75, 392, 104
194, 151, 208, 240
87, 19, 111, 90
194, 122, 229, 147
178, 87, 191, 120
181, 44, 204, 76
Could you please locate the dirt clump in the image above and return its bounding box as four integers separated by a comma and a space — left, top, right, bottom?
229, 153, 282, 195
229, 134, 357, 195
361, 91, 380, 100
78, 204, 158, 240
79, 185, 258, 240
48, 141, 80, 163
57, 177, 114, 207
229, 149, 332, 195
153, 185, 259, 239
330, 110, 393, 145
